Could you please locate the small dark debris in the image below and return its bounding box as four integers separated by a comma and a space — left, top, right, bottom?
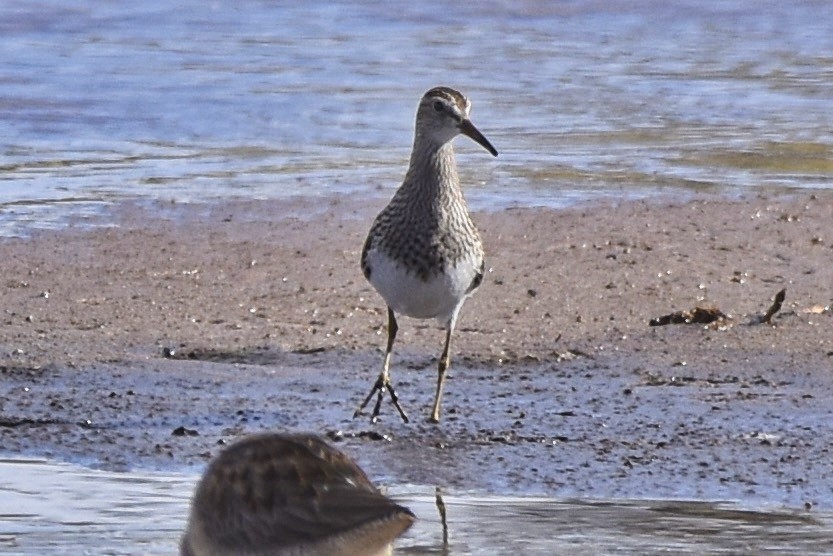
706, 376, 740, 385
326, 429, 390, 442
0, 364, 48, 378
751, 376, 774, 387
172, 426, 199, 437
527, 288, 537, 298
642, 374, 698, 387
356, 430, 389, 441
0, 417, 62, 428
326, 430, 344, 442
292, 347, 326, 355
649, 307, 728, 326
162, 347, 176, 358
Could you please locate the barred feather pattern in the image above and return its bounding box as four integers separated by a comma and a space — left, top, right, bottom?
361, 142, 484, 287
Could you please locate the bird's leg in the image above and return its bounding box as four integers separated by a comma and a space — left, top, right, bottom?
380, 308, 409, 422
429, 325, 453, 423
354, 308, 409, 423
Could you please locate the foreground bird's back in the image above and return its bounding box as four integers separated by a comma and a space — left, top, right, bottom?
181, 433, 415, 556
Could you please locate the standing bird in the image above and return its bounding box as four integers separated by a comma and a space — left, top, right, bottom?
356, 86, 498, 424
181, 433, 415, 556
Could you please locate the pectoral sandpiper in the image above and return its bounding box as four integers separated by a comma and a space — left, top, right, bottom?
355, 86, 498, 424
181, 433, 415, 556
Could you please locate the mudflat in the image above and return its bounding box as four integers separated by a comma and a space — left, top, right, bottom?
1, 191, 831, 507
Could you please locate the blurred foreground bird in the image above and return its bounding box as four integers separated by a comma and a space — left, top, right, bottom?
181, 433, 415, 556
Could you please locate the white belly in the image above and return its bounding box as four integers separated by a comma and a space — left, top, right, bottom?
366, 248, 480, 323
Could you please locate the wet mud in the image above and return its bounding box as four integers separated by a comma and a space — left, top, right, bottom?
1, 192, 832, 510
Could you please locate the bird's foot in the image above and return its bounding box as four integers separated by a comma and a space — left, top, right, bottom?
354, 373, 409, 423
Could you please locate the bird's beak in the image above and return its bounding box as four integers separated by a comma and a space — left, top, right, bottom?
459, 119, 498, 157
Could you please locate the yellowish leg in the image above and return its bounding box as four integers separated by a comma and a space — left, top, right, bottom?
429, 325, 453, 423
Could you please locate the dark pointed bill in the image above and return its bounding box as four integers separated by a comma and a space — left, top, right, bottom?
459, 119, 498, 157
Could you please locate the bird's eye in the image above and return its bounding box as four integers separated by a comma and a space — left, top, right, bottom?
433, 100, 444, 112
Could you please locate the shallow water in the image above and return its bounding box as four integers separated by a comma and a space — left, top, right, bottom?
1, 458, 831, 555
2, 3, 832, 552
2, 0, 833, 235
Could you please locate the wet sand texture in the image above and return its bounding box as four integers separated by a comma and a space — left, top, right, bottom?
1, 192, 832, 506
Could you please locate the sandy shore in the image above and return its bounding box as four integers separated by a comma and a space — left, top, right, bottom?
1, 191, 831, 507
